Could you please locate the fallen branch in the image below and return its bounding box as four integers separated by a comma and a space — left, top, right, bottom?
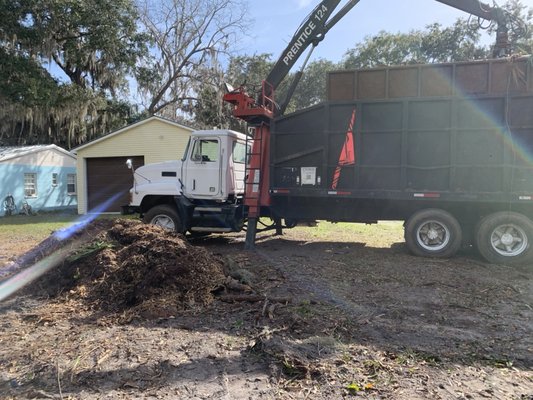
218, 294, 292, 303
224, 276, 253, 293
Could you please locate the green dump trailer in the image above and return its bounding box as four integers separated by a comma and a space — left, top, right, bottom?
267, 57, 533, 264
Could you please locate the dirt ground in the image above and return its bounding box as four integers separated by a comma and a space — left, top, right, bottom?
0, 219, 532, 399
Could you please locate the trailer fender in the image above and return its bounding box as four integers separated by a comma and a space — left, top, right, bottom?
475, 211, 533, 265
405, 209, 462, 258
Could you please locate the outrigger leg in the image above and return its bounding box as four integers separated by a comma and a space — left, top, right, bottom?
245, 217, 258, 249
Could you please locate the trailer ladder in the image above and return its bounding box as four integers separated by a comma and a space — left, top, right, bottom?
244, 124, 264, 214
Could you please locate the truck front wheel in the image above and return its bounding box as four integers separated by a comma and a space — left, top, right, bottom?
405, 209, 462, 258
143, 205, 184, 233
476, 212, 533, 265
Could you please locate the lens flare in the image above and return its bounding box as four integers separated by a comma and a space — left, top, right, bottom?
54, 192, 124, 241
0, 191, 126, 302
0, 243, 80, 302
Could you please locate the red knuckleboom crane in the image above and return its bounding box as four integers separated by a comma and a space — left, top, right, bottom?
223, 0, 517, 249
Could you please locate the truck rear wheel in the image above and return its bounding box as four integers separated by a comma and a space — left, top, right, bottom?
405, 209, 462, 258
476, 212, 533, 265
143, 205, 183, 233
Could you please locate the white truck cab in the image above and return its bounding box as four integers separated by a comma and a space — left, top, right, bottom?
182, 130, 247, 200
125, 129, 249, 234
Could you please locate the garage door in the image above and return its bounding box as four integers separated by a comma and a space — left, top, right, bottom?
86, 156, 144, 212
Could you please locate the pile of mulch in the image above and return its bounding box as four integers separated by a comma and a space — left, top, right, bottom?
30, 219, 227, 320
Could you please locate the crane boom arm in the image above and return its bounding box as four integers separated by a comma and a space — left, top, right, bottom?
265, 0, 361, 93
435, 0, 502, 22
435, 0, 510, 57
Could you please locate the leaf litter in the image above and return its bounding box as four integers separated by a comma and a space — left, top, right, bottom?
0, 218, 532, 399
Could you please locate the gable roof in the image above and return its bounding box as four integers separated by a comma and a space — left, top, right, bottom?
0, 144, 75, 163
72, 116, 195, 154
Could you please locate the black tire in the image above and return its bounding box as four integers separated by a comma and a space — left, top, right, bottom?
284, 219, 297, 229
405, 209, 462, 258
476, 211, 533, 265
143, 205, 183, 233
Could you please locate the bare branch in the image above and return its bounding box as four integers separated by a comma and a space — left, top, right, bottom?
135, 0, 248, 117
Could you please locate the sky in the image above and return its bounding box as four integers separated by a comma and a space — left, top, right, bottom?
241, 0, 533, 65
44, 0, 533, 106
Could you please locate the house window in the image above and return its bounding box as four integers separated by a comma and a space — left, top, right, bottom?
24, 173, 37, 197
52, 173, 58, 186
67, 174, 77, 195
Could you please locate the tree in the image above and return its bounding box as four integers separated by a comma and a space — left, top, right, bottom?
194, 54, 272, 130
194, 54, 338, 128
343, 20, 487, 69
1, 0, 143, 93
0, 0, 143, 148
225, 54, 274, 94
0, 49, 60, 109
135, 0, 248, 117
288, 59, 339, 112
343, 1, 533, 69
48, 0, 143, 93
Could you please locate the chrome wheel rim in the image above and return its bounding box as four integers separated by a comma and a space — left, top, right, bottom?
150, 215, 175, 231
490, 223, 527, 257
416, 220, 450, 251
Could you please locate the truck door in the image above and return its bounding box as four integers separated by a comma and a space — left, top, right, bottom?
184, 138, 221, 197
232, 140, 249, 194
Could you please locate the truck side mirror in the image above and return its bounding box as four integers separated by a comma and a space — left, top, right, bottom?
126, 159, 133, 169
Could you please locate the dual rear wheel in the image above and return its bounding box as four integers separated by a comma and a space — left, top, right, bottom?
405, 209, 533, 265
475, 211, 533, 265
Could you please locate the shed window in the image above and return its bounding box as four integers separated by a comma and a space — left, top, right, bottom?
67, 174, 77, 195
24, 173, 37, 197
52, 173, 58, 186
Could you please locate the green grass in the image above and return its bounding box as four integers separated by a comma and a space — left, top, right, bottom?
0, 212, 78, 241
0, 212, 128, 244
1, 213, 404, 250
305, 221, 403, 236
284, 221, 404, 245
